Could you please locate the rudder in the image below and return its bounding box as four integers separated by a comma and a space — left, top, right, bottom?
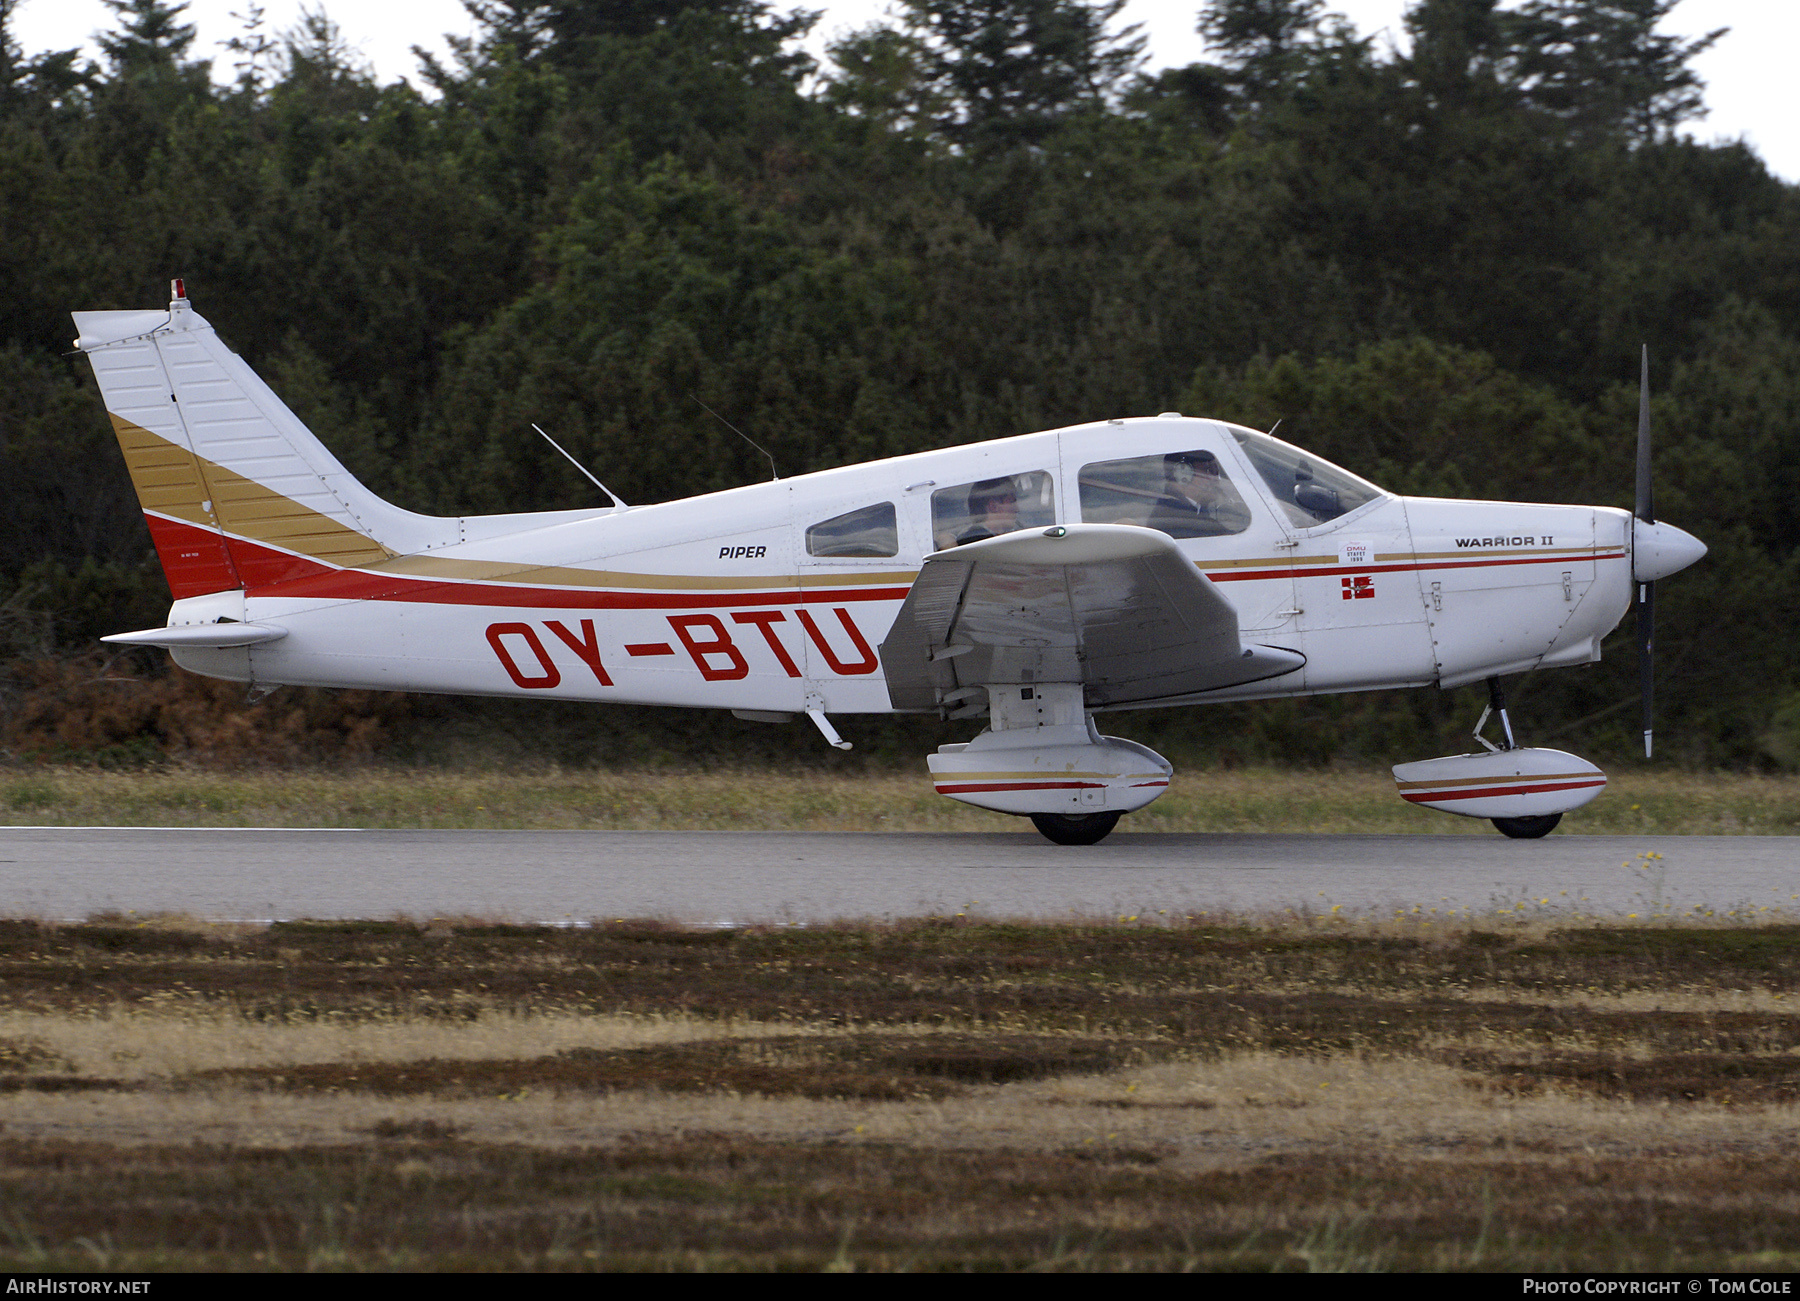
74, 282, 440, 599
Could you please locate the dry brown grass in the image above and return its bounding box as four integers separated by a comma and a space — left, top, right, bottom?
3, 914, 1800, 1268
0, 658, 408, 768
0, 1006, 800, 1081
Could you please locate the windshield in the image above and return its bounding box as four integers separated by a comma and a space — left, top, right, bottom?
1228, 428, 1387, 528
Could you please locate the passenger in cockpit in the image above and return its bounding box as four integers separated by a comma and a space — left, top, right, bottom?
956, 477, 1020, 545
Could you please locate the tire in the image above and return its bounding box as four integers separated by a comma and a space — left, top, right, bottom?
1029, 811, 1122, 845
1491, 813, 1562, 839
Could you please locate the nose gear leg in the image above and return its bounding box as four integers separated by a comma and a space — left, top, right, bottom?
1473, 674, 1517, 752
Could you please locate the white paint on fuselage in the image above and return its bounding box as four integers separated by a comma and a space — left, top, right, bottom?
169, 418, 1638, 713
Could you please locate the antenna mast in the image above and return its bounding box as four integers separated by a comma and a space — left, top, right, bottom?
532, 424, 627, 510
692, 396, 779, 481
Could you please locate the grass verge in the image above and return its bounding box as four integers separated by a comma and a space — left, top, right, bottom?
2, 912, 1800, 1269
1, 765, 1797, 833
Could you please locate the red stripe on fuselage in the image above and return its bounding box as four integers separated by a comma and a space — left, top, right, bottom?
147, 516, 907, 609
1209, 552, 1626, 583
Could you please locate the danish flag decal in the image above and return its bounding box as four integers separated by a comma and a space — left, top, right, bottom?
1341, 575, 1375, 600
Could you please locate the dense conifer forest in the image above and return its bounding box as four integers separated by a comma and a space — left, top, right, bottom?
1, 0, 1795, 770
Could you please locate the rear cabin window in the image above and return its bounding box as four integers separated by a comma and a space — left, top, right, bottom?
1079, 450, 1252, 538
931, 471, 1055, 549
1228, 428, 1384, 527
806, 501, 899, 557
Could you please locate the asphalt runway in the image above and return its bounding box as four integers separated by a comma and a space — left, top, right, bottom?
1, 827, 1796, 924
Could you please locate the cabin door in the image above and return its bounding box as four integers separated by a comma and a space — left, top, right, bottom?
1058, 423, 1302, 639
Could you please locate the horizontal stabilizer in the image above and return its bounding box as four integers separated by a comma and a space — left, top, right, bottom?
102, 623, 288, 649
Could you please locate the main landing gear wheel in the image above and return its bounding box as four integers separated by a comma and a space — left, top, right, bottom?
1029, 811, 1122, 845
1491, 813, 1562, 839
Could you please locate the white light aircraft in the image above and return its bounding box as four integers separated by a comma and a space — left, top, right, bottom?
75, 284, 1707, 844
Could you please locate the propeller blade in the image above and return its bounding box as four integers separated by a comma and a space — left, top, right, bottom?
1635, 344, 1653, 525
1637, 578, 1654, 758
1635, 345, 1654, 757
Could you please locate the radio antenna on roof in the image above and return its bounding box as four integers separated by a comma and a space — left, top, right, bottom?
532, 423, 627, 510
692, 396, 779, 481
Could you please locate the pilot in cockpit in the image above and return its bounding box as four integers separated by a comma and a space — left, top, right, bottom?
1147, 450, 1248, 536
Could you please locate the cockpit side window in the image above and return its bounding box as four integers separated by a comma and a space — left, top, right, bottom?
1079, 450, 1251, 538
1229, 428, 1385, 527
932, 471, 1055, 549
806, 501, 899, 558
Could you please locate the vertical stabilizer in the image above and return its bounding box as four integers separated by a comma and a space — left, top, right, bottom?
74, 283, 443, 598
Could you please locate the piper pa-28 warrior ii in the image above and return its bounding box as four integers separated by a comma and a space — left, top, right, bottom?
75, 283, 1707, 844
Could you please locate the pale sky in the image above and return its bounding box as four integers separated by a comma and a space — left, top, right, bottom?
10, 1, 1794, 180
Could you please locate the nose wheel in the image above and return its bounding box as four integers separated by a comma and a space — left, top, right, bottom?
1491, 813, 1562, 839
1029, 811, 1122, 845
1475, 677, 1566, 838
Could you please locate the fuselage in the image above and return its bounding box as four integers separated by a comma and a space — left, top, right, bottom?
162, 415, 1635, 713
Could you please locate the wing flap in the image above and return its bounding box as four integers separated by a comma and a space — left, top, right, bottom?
879, 524, 1302, 711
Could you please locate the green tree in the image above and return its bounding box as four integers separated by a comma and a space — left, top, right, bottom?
263, 7, 382, 185
1504, 0, 1725, 144
88, 0, 217, 184
1401, 0, 1515, 112
221, 2, 278, 97
886, 0, 1146, 151
0, 0, 88, 126
96, 0, 208, 84
1179, 337, 1602, 505
453, 1, 554, 62
1197, 0, 1333, 99
822, 24, 948, 141
532, 0, 816, 83
1398, 1, 1725, 144
416, 155, 837, 511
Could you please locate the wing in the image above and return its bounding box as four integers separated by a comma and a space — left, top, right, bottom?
879, 523, 1304, 712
